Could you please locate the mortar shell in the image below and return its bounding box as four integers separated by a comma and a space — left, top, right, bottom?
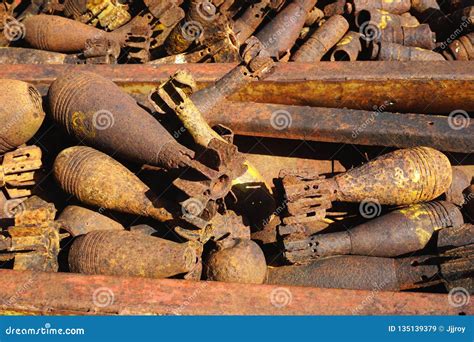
0, 80, 45, 153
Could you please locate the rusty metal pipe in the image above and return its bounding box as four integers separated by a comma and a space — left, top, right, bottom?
0, 269, 468, 315
291, 15, 349, 62
442, 33, 474, 61
69, 230, 201, 279
204, 102, 474, 153
2, 63, 472, 114
380, 24, 437, 50
0, 47, 80, 64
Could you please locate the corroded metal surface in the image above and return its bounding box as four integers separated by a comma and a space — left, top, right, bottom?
58, 205, 125, 237
205, 239, 267, 284
53, 146, 174, 222
0, 80, 45, 154
266, 255, 441, 292
283, 201, 464, 263
69, 230, 202, 280
0, 269, 469, 315
291, 15, 349, 62
1, 62, 472, 114
206, 102, 474, 153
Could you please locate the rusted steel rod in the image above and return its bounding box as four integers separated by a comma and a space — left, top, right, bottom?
0, 270, 469, 315
0, 62, 472, 114
207, 102, 474, 153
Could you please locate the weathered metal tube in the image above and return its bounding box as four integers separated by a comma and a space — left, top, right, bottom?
0, 80, 45, 154
58, 205, 125, 237
256, 0, 317, 58
54, 146, 174, 222
203, 102, 474, 153
445, 167, 471, 206
48, 71, 197, 171
69, 230, 201, 279
234, 0, 272, 44
206, 239, 267, 284
324, 0, 350, 16
305, 6, 324, 26
0, 47, 80, 64
284, 202, 464, 263
351, 0, 411, 14
380, 24, 437, 50
291, 15, 349, 62
376, 42, 445, 61
23, 14, 128, 53
266, 255, 439, 291
330, 31, 362, 61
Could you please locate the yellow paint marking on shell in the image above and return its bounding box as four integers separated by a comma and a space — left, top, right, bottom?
379, 13, 392, 29
415, 226, 432, 245
383, 0, 394, 2
71, 111, 96, 139
337, 36, 353, 46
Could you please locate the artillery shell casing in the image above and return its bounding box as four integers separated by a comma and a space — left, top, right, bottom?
54, 146, 173, 222
206, 239, 267, 284
305, 6, 324, 26
411, 0, 440, 12
324, 0, 349, 16
356, 9, 416, 31
23, 15, 127, 53
0, 80, 45, 154
330, 31, 362, 61
309, 201, 464, 258
48, 71, 194, 170
292, 15, 349, 62
266, 255, 439, 291
378, 42, 445, 61
58, 205, 124, 237
69, 230, 199, 279
234, 0, 271, 44
380, 24, 437, 50
256, 0, 317, 58
442, 33, 474, 61
352, 0, 411, 15
329, 147, 452, 205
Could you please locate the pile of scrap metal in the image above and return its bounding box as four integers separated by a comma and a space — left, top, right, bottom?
0, 0, 473, 64
0, 0, 472, 310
